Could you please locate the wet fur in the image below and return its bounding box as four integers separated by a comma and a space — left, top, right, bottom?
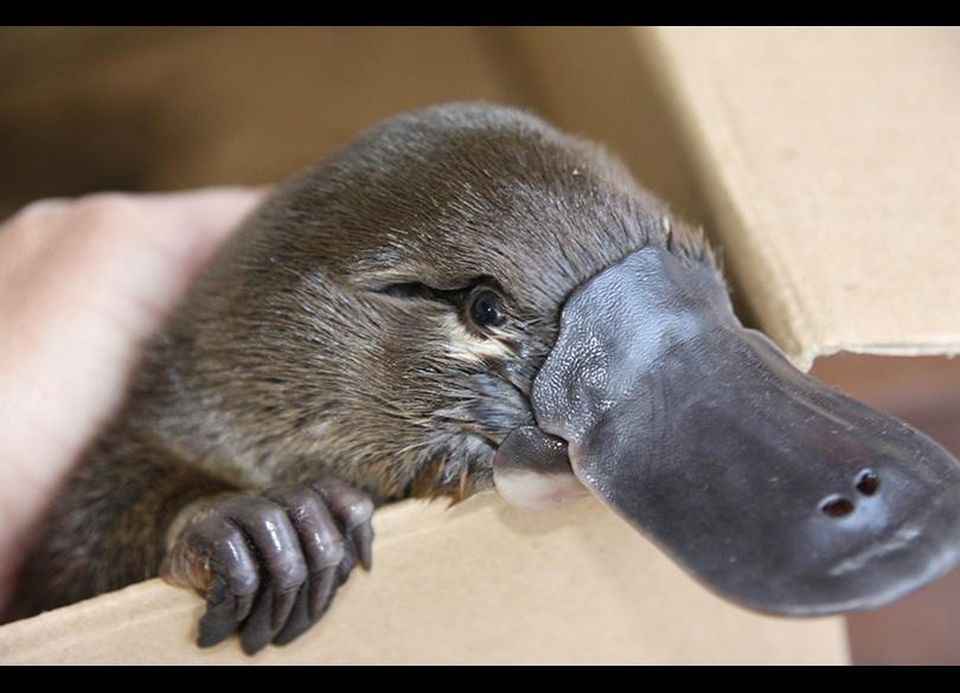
6, 102, 717, 620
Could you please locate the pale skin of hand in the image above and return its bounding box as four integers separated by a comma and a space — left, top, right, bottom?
0, 187, 268, 615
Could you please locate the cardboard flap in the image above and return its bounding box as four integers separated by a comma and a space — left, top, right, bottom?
641, 27, 960, 369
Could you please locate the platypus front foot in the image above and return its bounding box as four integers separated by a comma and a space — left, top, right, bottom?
160, 477, 375, 654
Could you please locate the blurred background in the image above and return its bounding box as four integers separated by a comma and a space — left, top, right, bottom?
0, 26, 957, 664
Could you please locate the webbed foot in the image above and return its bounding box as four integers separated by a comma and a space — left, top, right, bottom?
160, 477, 375, 654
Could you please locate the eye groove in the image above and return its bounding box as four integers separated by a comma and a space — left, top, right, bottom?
856, 469, 881, 496
372, 281, 467, 306
820, 495, 855, 518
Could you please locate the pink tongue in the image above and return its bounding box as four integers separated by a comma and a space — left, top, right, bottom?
492, 426, 587, 510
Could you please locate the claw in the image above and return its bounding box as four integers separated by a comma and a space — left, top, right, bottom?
234, 592, 255, 625
163, 479, 377, 653
352, 523, 374, 571
273, 585, 314, 646
271, 586, 301, 631
308, 567, 338, 622
240, 589, 276, 655
335, 544, 358, 585
198, 600, 241, 648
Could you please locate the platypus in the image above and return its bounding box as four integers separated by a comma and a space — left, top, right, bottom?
7, 103, 960, 655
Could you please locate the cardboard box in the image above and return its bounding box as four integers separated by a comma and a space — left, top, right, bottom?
509, 27, 960, 368
0, 493, 846, 664
3, 27, 958, 663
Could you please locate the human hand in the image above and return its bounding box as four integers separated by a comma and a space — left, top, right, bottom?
0, 188, 267, 614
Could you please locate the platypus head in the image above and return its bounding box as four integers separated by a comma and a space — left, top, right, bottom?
185, 102, 960, 618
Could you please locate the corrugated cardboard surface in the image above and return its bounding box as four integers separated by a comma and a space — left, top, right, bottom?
640, 27, 960, 369
0, 494, 846, 664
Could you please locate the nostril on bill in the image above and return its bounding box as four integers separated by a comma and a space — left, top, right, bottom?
816, 470, 881, 520
856, 469, 881, 496
821, 495, 856, 518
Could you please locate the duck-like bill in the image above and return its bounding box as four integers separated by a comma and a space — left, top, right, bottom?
494, 246, 960, 616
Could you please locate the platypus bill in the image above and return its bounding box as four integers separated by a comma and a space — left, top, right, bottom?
9, 103, 960, 653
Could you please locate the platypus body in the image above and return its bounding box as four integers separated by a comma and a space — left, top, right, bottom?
8, 103, 960, 654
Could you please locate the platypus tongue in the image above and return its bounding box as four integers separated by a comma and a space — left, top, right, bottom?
494, 246, 960, 616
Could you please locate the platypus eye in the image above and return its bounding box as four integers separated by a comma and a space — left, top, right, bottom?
468, 288, 506, 330
369, 277, 511, 335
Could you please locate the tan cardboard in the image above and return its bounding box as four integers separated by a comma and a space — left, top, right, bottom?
0, 493, 847, 664
506, 27, 960, 369
640, 27, 960, 369
5, 27, 957, 664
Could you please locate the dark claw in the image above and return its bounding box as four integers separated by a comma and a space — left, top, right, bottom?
271, 585, 302, 632
313, 477, 375, 528
335, 541, 358, 585
226, 499, 307, 645
273, 584, 315, 646
197, 577, 241, 648
307, 567, 338, 622
314, 477, 375, 574
162, 479, 376, 654
352, 523, 374, 571
162, 516, 260, 649
197, 566, 258, 648
198, 607, 239, 648
234, 591, 255, 626
239, 587, 277, 655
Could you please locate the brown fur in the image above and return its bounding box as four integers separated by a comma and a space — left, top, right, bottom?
5, 102, 717, 620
